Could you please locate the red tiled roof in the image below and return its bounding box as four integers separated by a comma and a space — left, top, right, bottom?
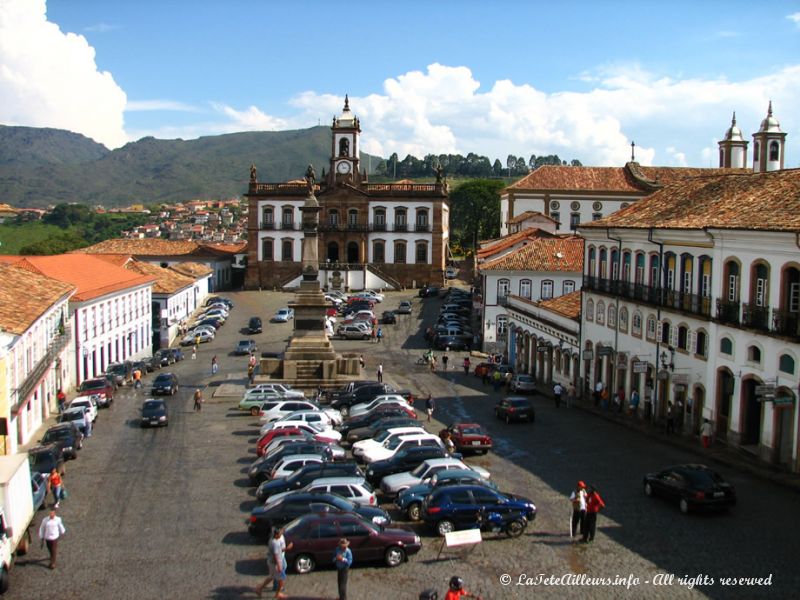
124, 260, 195, 295
170, 262, 213, 278
480, 236, 584, 272
7, 254, 155, 301
477, 228, 553, 260
74, 239, 201, 256
537, 290, 582, 319
0, 264, 75, 335
506, 211, 555, 225
583, 169, 800, 232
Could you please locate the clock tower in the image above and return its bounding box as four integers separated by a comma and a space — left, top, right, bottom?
329, 95, 361, 185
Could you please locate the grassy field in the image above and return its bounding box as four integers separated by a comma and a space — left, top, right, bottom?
0, 222, 76, 254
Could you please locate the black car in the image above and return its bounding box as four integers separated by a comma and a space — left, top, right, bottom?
248, 442, 337, 484
346, 417, 423, 444
420, 484, 537, 536
256, 461, 363, 502
167, 348, 185, 362
28, 444, 66, 476
247, 491, 390, 537
154, 349, 175, 367
40, 423, 83, 460
325, 380, 379, 405
205, 296, 233, 308
364, 445, 448, 485
140, 399, 169, 427
152, 372, 179, 396
433, 335, 471, 351
494, 396, 535, 423
419, 286, 440, 298
196, 317, 224, 330
131, 359, 151, 375
331, 383, 396, 414
381, 311, 397, 324
643, 464, 737, 514
338, 407, 418, 437
105, 361, 132, 386
248, 316, 263, 334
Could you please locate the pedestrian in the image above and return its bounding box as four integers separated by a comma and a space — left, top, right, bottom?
191, 346, 196, 360
133, 367, 142, 389
359, 354, 365, 369
211, 355, 218, 375
376, 327, 383, 343
569, 480, 587, 539
256, 527, 291, 599
553, 382, 563, 408
463, 356, 471, 375
581, 486, 606, 543
48, 469, 63, 508
248, 364, 256, 385
504, 370, 513, 391
600, 387, 609, 410
371, 326, 377, 343
629, 389, 640, 417
442, 430, 456, 455
442, 353, 449, 371
56, 389, 66, 413
566, 382, 576, 408
492, 370, 502, 392
430, 356, 437, 372
193, 388, 203, 412
425, 395, 435, 423
38, 509, 65, 569
593, 381, 603, 407
195, 334, 200, 347
445, 576, 481, 599
666, 402, 675, 434
376, 363, 383, 383
675, 397, 684, 431
83, 409, 92, 438
701, 418, 713, 448
333, 538, 352, 600
617, 387, 626, 413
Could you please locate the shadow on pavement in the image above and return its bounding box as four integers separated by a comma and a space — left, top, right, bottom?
221, 531, 262, 548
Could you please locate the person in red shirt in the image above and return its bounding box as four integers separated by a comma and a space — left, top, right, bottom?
581, 486, 606, 543
445, 576, 482, 600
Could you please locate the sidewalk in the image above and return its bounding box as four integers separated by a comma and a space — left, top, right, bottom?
535, 383, 800, 494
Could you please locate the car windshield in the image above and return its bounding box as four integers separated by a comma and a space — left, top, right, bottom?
518, 375, 534, 382
30, 452, 56, 471
43, 429, 71, 441
143, 401, 163, 410
683, 469, 724, 489
374, 430, 393, 443
460, 426, 484, 435
410, 462, 429, 477
154, 375, 172, 384
383, 436, 404, 450
108, 364, 125, 374
80, 380, 105, 391
61, 411, 83, 422
510, 399, 530, 408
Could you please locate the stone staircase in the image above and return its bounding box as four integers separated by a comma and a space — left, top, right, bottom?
366, 264, 403, 290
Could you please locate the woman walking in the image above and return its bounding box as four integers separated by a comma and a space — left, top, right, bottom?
333, 538, 352, 600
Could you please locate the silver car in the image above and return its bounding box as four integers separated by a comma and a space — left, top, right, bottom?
510, 374, 537, 393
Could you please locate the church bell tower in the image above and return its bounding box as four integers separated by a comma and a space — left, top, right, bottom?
329, 95, 361, 186
752, 102, 786, 173
718, 112, 748, 168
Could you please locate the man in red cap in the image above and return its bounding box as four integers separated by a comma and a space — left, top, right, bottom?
569, 481, 587, 539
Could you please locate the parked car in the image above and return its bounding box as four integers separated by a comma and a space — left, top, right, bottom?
418, 285, 440, 298
40, 423, 83, 460
262, 438, 345, 462
381, 311, 397, 324
140, 399, 169, 428
205, 296, 233, 308
494, 396, 535, 423
68, 395, 98, 423
351, 427, 427, 460
330, 383, 398, 414
234, 339, 258, 355
59, 407, 91, 436
364, 446, 449, 485
344, 416, 423, 445
349, 395, 413, 419
643, 464, 737, 514
269, 476, 377, 508
105, 361, 132, 386
270, 454, 327, 481
239, 392, 287, 416
336, 324, 372, 340
28, 444, 66, 476
248, 491, 390, 538
154, 349, 176, 367
444, 423, 493, 454
152, 372, 179, 396
187, 325, 217, 339
275, 410, 339, 430
168, 348, 185, 362
396, 301, 412, 314
379, 458, 491, 498
395, 469, 498, 521
248, 316, 263, 333
248, 443, 342, 484
195, 317, 224, 330
445, 266, 458, 279
272, 307, 295, 323
261, 420, 342, 443
259, 400, 340, 423
421, 484, 537, 536
131, 359, 150, 376
362, 433, 444, 465
31, 472, 49, 511
283, 512, 420, 574
509, 374, 537, 393
256, 461, 364, 502
256, 428, 312, 457
77, 377, 114, 407
181, 330, 214, 345
433, 335, 471, 351
251, 383, 305, 399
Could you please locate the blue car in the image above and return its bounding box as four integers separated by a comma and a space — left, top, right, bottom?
31, 472, 49, 511
420, 484, 536, 536
394, 469, 497, 521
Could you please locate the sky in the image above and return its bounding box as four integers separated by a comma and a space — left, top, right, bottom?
1, 0, 799, 168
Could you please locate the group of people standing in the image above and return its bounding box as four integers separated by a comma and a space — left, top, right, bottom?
569, 480, 606, 543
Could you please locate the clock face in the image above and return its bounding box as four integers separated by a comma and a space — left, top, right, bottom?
337, 161, 351, 174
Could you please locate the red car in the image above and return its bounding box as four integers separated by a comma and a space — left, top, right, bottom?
284, 511, 421, 574
77, 377, 114, 407
256, 427, 308, 456
445, 422, 493, 454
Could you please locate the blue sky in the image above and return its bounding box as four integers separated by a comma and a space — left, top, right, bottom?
1, 0, 799, 167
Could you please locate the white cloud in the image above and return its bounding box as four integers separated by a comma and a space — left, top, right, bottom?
0, 0, 127, 148
126, 100, 201, 112
787, 12, 800, 26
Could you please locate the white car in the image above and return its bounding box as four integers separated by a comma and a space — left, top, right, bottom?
344, 309, 375, 321
259, 401, 342, 425
181, 330, 215, 345
271, 307, 295, 323
351, 426, 427, 458
358, 290, 384, 303
188, 325, 217, 338
68, 395, 98, 423
349, 395, 412, 419
277, 410, 337, 429
199, 308, 228, 321
269, 454, 326, 480
362, 433, 444, 464
324, 294, 344, 306
250, 384, 305, 399
243, 388, 287, 403
379, 458, 492, 497
268, 476, 377, 507
259, 420, 342, 443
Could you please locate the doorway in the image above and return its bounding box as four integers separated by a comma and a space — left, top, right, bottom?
347, 241, 359, 264
716, 369, 733, 441
327, 242, 339, 263
774, 398, 795, 467
740, 378, 762, 446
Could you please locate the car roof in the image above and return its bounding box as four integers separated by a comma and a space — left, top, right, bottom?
434, 469, 481, 480
420, 457, 463, 467
307, 476, 366, 485
276, 454, 326, 463
46, 423, 76, 432
62, 406, 85, 415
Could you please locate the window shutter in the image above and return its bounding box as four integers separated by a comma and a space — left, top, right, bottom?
687, 330, 696, 353
656, 321, 663, 342
669, 326, 678, 348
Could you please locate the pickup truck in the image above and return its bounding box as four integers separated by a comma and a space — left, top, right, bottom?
0, 454, 36, 593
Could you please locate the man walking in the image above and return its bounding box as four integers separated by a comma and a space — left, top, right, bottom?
376, 327, 383, 343
582, 486, 606, 543
425, 395, 435, 423
256, 527, 291, 599
333, 538, 352, 600
132, 367, 142, 390
553, 382, 563, 408
463, 357, 471, 375
56, 389, 67, 413
701, 419, 713, 448
566, 382, 576, 408
569, 481, 587, 539
376, 363, 383, 383
83, 409, 92, 438
211, 355, 219, 375
48, 469, 64, 508
193, 388, 203, 412
442, 352, 449, 371
38, 509, 65, 569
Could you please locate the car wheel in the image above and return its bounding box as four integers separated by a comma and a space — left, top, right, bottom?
407, 502, 422, 521
436, 519, 455, 536
505, 415, 511, 424
479, 449, 488, 455
363, 334, 370, 340
679, 498, 690, 514
644, 482, 654, 497
384, 545, 406, 567
506, 519, 526, 538
294, 554, 315, 574
0, 566, 8, 594
250, 407, 260, 417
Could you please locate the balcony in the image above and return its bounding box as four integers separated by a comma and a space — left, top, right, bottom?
414, 223, 431, 232
583, 276, 712, 318
393, 223, 408, 232
346, 223, 369, 232
742, 303, 769, 331
772, 309, 800, 337
13, 330, 72, 411
371, 222, 387, 232
716, 299, 740, 325
278, 222, 300, 231
261, 221, 276, 230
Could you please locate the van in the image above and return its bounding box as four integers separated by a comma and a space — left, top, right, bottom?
336, 324, 371, 340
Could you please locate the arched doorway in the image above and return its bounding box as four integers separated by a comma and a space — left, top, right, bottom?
327, 242, 339, 263
716, 368, 734, 441
740, 377, 763, 446
347, 241, 359, 263
772, 388, 796, 467
691, 385, 705, 434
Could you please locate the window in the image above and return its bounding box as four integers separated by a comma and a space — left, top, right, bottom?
646, 316, 656, 341
622, 252, 631, 281
752, 263, 769, 307
551, 212, 560, 230
770, 141, 780, 161
415, 242, 428, 264
632, 311, 642, 336
779, 354, 795, 374
393, 241, 406, 264
497, 316, 508, 339
339, 137, 350, 156
606, 304, 617, 327
262, 207, 273, 227
282, 207, 293, 226
747, 345, 762, 363
374, 208, 386, 229
519, 279, 532, 299
588, 247, 596, 277
677, 325, 688, 350
682, 255, 693, 293
650, 255, 660, 288
310, 523, 339, 539
339, 521, 370, 537
541, 280, 554, 299
394, 208, 407, 230
725, 261, 740, 302
720, 337, 733, 355
753, 141, 760, 163
261, 239, 273, 261
373, 241, 385, 264
611, 249, 619, 280
599, 249, 607, 278
665, 253, 676, 290
281, 240, 293, 261
347, 209, 359, 229
497, 278, 510, 299
695, 330, 707, 357
586, 299, 594, 321
635, 253, 645, 284
570, 213, 580, 230
660, 321, 670, 345
563, 280, 575, 294
618, 307, 628, 332
592, 213, 602, 221
415, 209, 429, 230
328, 209, 339, 227
596, 301, 605, 325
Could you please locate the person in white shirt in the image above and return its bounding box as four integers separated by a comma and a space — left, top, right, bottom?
38, 510, 66, 569
569, 481, 587, 539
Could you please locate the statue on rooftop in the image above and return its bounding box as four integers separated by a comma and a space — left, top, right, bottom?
305, 164, 316, 193
249, 163, 257, 182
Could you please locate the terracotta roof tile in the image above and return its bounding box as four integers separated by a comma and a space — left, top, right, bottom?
0, 264, 75, 335
124, 260, 196, 295
506, 211, 555, 225
169, 262, 213, 278
74, 239, 202, 256
477, 228, 553, 259
582, 169, 800, 232
480, 236, 584, 272
538, 290, 583, 319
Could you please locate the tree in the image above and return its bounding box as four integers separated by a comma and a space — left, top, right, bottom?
492, 159, 504, 177
528, 154, 537, 170
448, 179, 505, 251
515, 157, 528, 175
506, 155, 516, 176
571, 159, 583, 167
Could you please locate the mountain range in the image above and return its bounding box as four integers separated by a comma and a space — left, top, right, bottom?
0, 125, 380, 208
